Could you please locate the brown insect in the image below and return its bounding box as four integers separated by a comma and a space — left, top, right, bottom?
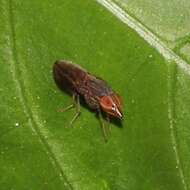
53, 60, 123, 140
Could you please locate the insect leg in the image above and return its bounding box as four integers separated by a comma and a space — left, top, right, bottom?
69, 94, 81, 126
98, 109, 108, 142
106, 114, 111, 135
57, 94, 75, 112
58, 104, 74, 112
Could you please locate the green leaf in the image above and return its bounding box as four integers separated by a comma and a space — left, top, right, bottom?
1, 0, 190, 189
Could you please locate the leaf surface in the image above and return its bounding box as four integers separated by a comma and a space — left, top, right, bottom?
0, 0, 190, 189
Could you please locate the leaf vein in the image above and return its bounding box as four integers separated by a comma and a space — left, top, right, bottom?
168, 64, 187, 190
96, 0, 190, 75
7, 0, 73, 189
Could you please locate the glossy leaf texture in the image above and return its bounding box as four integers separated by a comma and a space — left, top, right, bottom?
0, 0, 190, 189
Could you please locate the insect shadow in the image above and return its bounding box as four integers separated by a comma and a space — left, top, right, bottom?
96, 110, 123, 128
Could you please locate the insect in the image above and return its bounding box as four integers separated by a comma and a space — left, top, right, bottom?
53, 60, 123, 140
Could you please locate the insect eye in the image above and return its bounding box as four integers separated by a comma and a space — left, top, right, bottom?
112, 105, 115, 110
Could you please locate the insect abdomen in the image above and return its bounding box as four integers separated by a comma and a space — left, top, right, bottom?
53, 60, 87, 93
